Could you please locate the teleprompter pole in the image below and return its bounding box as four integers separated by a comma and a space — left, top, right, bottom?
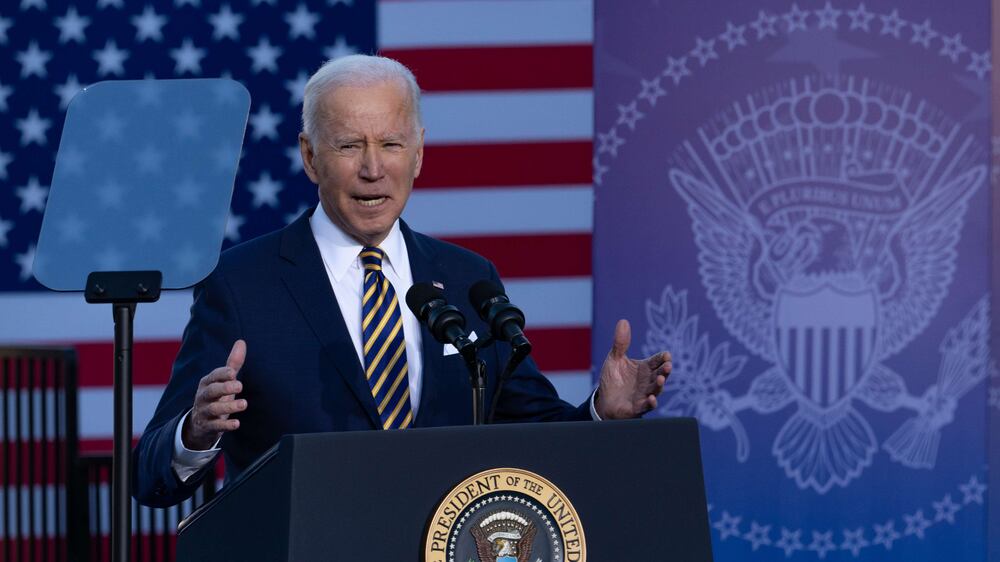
112, 303, 135, 562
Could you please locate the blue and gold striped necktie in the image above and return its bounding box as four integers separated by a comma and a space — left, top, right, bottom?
360, 246, 412, 429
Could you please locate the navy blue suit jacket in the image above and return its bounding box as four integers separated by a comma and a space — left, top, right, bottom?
133, 211, 591, 507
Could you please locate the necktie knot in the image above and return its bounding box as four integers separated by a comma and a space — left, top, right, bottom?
360, 247, 385, 271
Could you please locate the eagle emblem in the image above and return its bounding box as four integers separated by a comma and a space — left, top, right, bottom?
470, 511, 537, 562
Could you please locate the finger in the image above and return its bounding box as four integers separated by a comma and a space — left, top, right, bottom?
646, 395, 658, 411
203, 399, 248, 418
610, 319, 631, 358
199, 379, 244, 402
198, 418, 240, 433
227, 339, 247, 372
646, 351, 670, 370
201, 365, 238, 386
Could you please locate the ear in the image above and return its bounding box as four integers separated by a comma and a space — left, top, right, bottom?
413, 128, 425, 178
299, 132, 320, 184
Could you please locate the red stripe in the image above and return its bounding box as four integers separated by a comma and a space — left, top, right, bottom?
75, 340, 180, 387
0, 536, 181, 562
0, 538, 69, 561
441, 233, 591, 278
416, 141, 592, 188
1, 441, 67, 485
382, 45, 593, 91
526, 327, 591, 372
79, 438, 226, 481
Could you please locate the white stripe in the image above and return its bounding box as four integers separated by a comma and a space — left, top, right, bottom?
0, 291, 191, 343
423, 90, 592, 144
404, 185, 592, 236
546, 370, 593, 406
379, 0, 593, 48
0, 389, 62, 440
0, 485, 63, 538
79, 386, 164, 439
505, 277, 591, 328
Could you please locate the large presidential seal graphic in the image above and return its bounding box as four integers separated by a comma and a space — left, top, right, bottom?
595, 2, 991, 558
424, 468, 586, 562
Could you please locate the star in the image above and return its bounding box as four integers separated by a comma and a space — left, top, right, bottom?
285, 203, 310, 224
285, 71, 309, 105
719, 22, 746, 50
250, 105, 283, 140
324, 36, 357, 61
939, 33, 968, 63
967, 51, 990, 79
175, 109, 201, 138
848, 3, 874, 31
769, 29, 878, 75
54, 7, 90, 43
0, 82, 12, 111
960, 475, 986, 504
286, 145, 304, 172
132, 6, 167, 42
15, 245, 36, 281
136, 145, 164, 174
173, 178, 201, 207
662, 55, 690, 85
285, 4, 319, 40
808, 530, 835, 559
616, 101, 644, 130
16, 42, 52, 78
933, 494, 961, 523
57, 213, 87, 243
21, 0, 45, 9
750, 11, 778, 39
93, 40, 129, 76
54, 75, 84, 109
134, 212, 165, 241
17, 176, 48, 213
0, 216, 12, 247
783, 4, 809, 32
209, 4, 243, 41
0, 16, 11, 43
97, 0, 124, 7
880, 9, 905, 38
596, 127, 624, 157
910, 19, 937, 48
225, 212, 244, 241
712, 511, 741, 540
903, 510, 931, 539
17, 108, 50, 145
841, 527, 868, 556
775, 528, 803, 556
137, 75, 163, 106
592, 157, 608, 185
58, 145, 85, 175
690, 36, 717, 66
248, 171, 283, 207
872, 520, 900, 550
0, 151, 11, 179
97, 112, 125, 140
638, 76, 665, 106
814, 2, 840, 30
743, 521, 771, 551
170, 38, 205, 75
247, 37, 282, 73
97, 179, 124, 208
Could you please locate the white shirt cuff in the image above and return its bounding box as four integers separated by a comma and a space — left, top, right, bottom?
589, 389, 602, 421
171, 409, 222, 483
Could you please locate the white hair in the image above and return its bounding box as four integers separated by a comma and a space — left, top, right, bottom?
301, 54, 422, 146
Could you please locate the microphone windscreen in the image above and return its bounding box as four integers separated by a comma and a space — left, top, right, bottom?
405, 282, 443, 318
468, 279, 505, 314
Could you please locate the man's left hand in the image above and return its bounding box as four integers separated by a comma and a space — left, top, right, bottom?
595, 319, 671, 419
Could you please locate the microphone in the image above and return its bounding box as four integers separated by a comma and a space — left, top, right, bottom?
468, 280, 532, 355
405, 282, 476, 361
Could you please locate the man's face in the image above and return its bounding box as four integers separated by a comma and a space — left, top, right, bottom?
299, 80, 424, 246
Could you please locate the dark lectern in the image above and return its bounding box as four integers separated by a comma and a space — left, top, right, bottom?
177, 418, 713, 561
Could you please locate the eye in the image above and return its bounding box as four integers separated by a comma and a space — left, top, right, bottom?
338, 143, 360, 151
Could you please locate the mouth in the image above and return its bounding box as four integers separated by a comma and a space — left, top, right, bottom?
353, 195, 388, 208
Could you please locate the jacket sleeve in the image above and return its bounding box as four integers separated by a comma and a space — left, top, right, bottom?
132, 266, 243, 507
485, 263, 593, 423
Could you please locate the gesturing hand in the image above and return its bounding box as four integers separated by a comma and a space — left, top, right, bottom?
595, 320, 671, 420
181, 340, 248, 451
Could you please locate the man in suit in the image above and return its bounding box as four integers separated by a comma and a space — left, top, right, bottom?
134, 55, 671, 508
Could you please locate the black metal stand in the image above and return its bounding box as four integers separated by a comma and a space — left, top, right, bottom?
86, 271, 162, 562
469, 359, 487, 425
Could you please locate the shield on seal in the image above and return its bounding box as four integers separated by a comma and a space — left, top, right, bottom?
773, 280, 879, 408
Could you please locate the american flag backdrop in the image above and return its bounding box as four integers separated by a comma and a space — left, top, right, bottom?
0, 0, 594, 546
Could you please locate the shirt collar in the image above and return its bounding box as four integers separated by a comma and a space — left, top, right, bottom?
309, 205, 405, 283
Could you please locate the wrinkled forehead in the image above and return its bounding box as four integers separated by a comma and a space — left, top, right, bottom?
317, 79, 420, 137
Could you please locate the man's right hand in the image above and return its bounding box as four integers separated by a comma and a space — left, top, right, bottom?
181, 340, 248, 451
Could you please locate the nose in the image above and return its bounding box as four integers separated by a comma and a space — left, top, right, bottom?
359, 143, 384, 181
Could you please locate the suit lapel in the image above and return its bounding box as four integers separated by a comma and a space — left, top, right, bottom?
401, 221, 448, 426
277, 210, 382, 428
